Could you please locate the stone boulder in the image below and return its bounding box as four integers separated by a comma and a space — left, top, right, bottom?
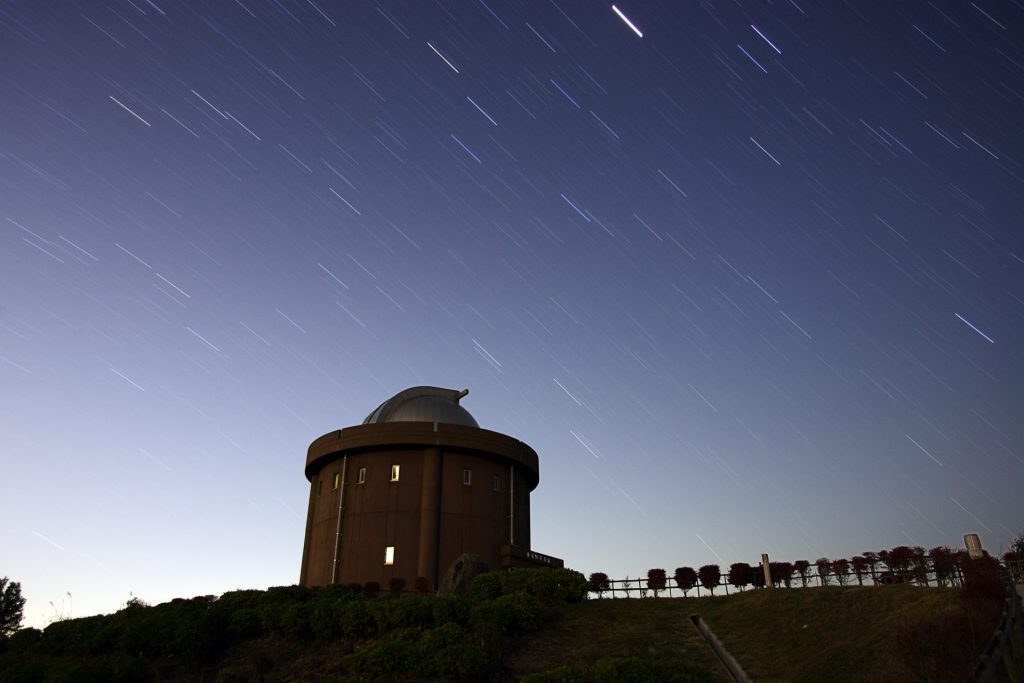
437, 553, 490, 595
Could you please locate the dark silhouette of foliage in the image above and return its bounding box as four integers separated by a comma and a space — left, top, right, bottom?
728, 563, 753, 591
850, 556, 869, 585
831, 558, 850, 585
911, 546, 929, 585
588, 572, 610, 598
363, 581, 382, 598
413, 576, 432, 594
388, 577, 407, 596
793, 560, 811, 587
346, 582, 363, 595
674, 567, 697, 596
1, 578, 26, 636
814, 558, 831, 586
928, 547, 957, 586
773, 562, 794, 588
697, 565, 720, 595
886, 546, 914, 580
646, 569, 667, 596
750, 564, 765, 589
862, 551, 880, 582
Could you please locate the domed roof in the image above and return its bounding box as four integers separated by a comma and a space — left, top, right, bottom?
363, 386, 479, 428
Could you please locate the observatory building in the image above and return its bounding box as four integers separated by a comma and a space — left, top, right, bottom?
300, 386, 563, 589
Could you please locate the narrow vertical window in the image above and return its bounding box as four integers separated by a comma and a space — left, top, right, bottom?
390, 464, 400, 482
332, 472, 340, 490
463, 468, 472, 485
317, 479, 323, 497
492, 474, 500, 492
384, 546, 395, 565
357, 467, 366, 484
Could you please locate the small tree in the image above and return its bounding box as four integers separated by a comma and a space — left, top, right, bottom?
1, 578, 25, 636
850, 556, 868, 586
388, 577, 406, 597
928, 547, 957, 586
815, 558, 831, 587
589, 572, 610, 598
793, 560, 811, 587
646, 568, 667, 597
698, 565, 721, 595
728, 563, 753, 591
674, 567, 697, 596
862, 552, 879, 583
774, 561, 794, 588
887, 546, 914, 581
831, 558, 850, 586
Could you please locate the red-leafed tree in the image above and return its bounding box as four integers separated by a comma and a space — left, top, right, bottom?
728, 563, 753, 591
698, 564, 721, 595
773, 561, 794, 588
887, 546, 914, 580
831, 558, 850, 585
674, 567, 698, 596
646, 568, 667, 597
861, 552, 880, 583
815, 558, 831, 587
793, 560, 811, 587
928, 547, 957, 587
850, 556, 869, 586
589, 572, 610, 598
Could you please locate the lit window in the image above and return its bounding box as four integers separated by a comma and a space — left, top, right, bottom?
332, 473, 340, 490
390, 465, 400, 482
463, 468, 472, 485
385, 546, 395, 565
357, 467, 366, 484
492, 474, 500, 491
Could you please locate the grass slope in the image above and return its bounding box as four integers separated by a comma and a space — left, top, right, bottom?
512, 584, 995, 683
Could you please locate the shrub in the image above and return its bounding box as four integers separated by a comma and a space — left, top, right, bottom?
793, 560, 810, 587
850, 556, 869, 585
5, 627, 41, 653
470, 592, 544, 640
413, 576, 432, 594
831, 558, 850, 586
588, 572, 610, 598
469, 568, 588, 605
500, 568, 589, 604
697, 565, 720, 594
728, 563, 753, 591
814, 558, 831, 586
388, 577, 406, 597
362, 581, 381, 598
929, 546, 957, 586
886, 546, 914, 579
346, 582, 363, 596
349, 624, 489, 681
646, 569, 667, 596
674, 567, 697, 595
771, 561, 793, 588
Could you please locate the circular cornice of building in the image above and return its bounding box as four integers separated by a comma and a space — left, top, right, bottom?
305, 422, 540, 491
363, 386, 479, 428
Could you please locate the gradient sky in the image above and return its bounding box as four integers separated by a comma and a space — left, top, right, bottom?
2, 1, 1022, 627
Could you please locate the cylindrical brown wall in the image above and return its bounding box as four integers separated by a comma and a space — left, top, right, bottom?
300, 422, 540, 589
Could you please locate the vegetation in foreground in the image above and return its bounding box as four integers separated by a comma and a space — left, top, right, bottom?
0, 557, 1007, 683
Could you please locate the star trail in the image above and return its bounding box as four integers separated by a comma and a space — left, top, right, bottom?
1, 1, 1022, 625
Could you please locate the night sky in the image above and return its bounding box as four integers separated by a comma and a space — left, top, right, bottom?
2, 0, 1022, 626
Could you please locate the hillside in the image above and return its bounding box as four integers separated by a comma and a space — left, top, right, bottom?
0, 570, 1002, 682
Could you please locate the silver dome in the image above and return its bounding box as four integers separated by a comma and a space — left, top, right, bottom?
363, 386, 479, 428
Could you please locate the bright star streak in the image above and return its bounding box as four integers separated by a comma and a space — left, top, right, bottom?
751, 24, 782, 53
611, 5, 643, 37
955, 313, 994, 343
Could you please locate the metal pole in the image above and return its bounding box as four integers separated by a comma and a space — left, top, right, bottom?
330, 455, 348, 584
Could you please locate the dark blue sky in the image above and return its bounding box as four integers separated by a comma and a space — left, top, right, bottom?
2, 0, 1022, 625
